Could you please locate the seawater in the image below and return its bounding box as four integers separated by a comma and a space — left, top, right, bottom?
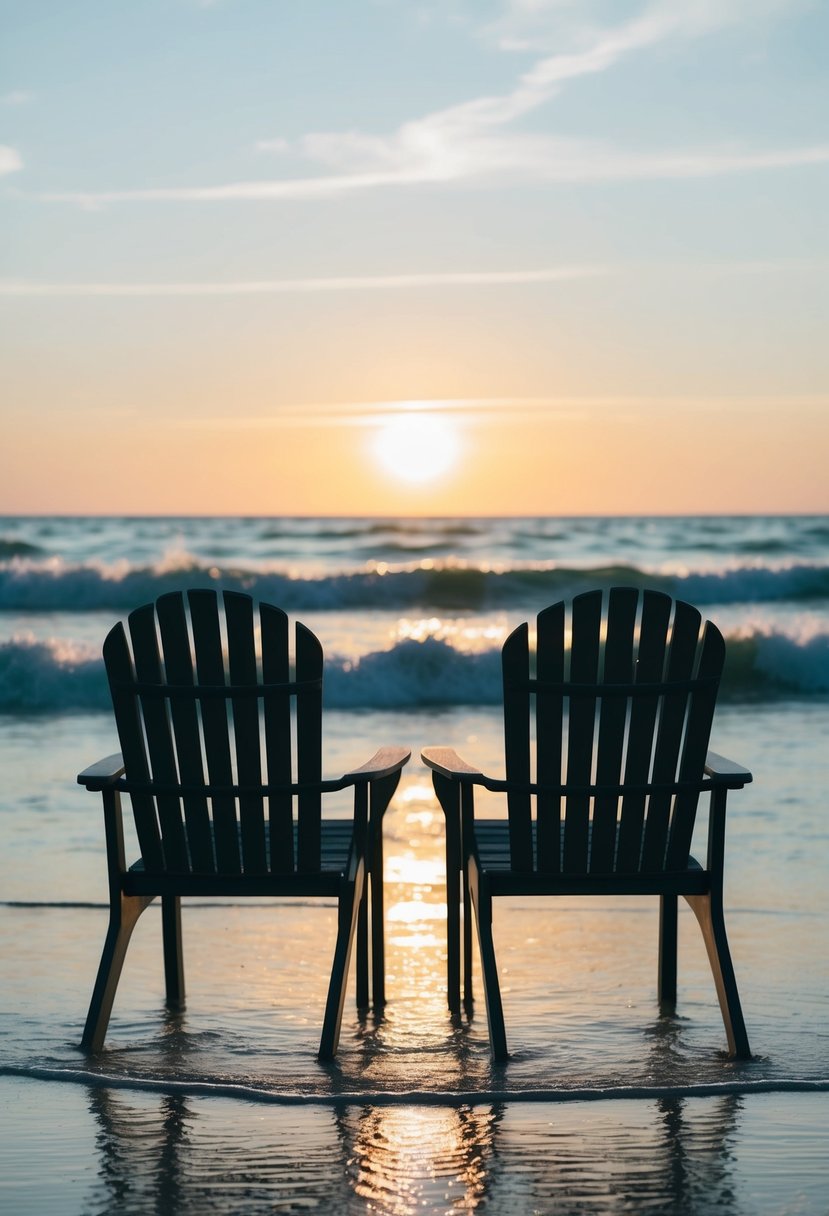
3, 514, 829, 709
1, 515, 827, 1213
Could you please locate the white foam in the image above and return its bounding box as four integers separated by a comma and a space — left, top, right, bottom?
3, 1066, 827, 1107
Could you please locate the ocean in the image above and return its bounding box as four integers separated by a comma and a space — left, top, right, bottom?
1, 514, 827, 1214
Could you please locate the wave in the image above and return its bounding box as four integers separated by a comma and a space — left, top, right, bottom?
3, 555, 829, 612
3, 1065, 827, 1106
259, 520, 487, 541
3, 629, 828, 714
0, 537, 42, 558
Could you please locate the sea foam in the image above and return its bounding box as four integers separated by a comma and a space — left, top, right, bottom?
2, 628, 828, 714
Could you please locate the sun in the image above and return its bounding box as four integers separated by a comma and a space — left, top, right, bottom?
371, 411, 461, 485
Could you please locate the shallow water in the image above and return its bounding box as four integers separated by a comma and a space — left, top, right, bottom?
1, 516, 828, 1211
2, 1078, 827, 1215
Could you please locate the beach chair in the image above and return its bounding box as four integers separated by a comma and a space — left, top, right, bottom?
423, 588, 751, 1060
79, 589, 409, 1058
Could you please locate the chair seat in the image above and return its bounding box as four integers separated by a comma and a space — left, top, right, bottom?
123, 819, 357, 897
470, 819, 710, 896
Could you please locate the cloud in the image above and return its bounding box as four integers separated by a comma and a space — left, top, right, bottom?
0, 264, 608, 296
38, 138, 829, 206
0, 146, 23, 175
1, 90, 35, 106
481, 0, 807, 53
156, 391, 829, 430
35, 0, 828, 206
2, 258, 823, 298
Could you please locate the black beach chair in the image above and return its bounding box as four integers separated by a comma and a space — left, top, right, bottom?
423, 588, 751, 1060
79, 589, 409, 1058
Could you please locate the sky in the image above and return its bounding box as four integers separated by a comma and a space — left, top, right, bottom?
1, 0, 828, 516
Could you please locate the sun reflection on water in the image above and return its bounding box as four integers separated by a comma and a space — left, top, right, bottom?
347, 1104, 497, 1214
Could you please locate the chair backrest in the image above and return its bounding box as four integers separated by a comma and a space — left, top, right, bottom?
502, 588, 725, 875
103, 589, 323, 876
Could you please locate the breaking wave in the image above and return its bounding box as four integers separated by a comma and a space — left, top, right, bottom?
2, 628, 828, 714
3, 555, 829, 613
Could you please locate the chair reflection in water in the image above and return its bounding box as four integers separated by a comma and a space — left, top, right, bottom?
78, 589, 409, 1059
423, 588, 752, 1061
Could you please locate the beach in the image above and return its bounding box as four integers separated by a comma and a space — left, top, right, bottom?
1, 514, 828, 1213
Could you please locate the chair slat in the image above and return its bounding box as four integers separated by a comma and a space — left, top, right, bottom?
563, 591, 602, 873
261, 602, 294, 872
296, 622, 323, 873
188, 590, 240, 874
128, 604, 190, 872
103, 624, 164, 870
156, 593, 215, 873
225, 592, 266, 876
665, 622, 724, 868
590, 588, 638, 872
535, 604, 564, 873
640, 599, 701, 872
503, 624, 533, 872
616, 591, 672, 872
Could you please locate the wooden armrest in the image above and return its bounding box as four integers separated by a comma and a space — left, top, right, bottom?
343, 746, 411, 782
78, 753, 126, 790
705, 750, 753, 786
421, 747, 485, 782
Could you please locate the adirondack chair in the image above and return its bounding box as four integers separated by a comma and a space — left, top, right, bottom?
423, 588, 751, 1061
78, 589, 409, 1059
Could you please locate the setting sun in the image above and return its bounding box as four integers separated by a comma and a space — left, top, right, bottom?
371, 412, 461, 485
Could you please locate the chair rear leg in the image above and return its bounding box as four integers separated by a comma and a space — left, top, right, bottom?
468, 868, 508, 1060
356, 888, 369, 1010
162, 895, 185, 1008
658, 893, 678, 1010
319, 865, 365, 1061
462, 866, 473, 1011
82, 893, 154, 1051
370, 823, 385, 1008
368, 770, 400, 1011
442, 794, 462, 1015
685, 893, 751, 1058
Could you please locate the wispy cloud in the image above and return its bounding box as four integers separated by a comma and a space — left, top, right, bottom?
37, 0, 826, 207
1, 90, 34, 106
0, 265, 609, 296
38, 140, 829, 206
167, 399, 590, 430
0, 146, 23, 176
479, 0, 801, 52
3, 257, 823, 298
163, 391, 829, 430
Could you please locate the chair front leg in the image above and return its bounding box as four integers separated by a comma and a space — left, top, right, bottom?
467, 860, 508, 1061
684, 892, 751, 1059
319, 859, 366, 1061
82, 891, 154, 1051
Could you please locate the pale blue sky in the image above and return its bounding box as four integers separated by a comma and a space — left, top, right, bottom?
2, 0, 828, 513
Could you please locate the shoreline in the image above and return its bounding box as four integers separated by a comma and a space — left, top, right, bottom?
4, 1066, 829, 1107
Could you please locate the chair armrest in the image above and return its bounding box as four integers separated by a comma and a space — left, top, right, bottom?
343, 746, 411, 782
78, 753, 126, 790
421, 747, 485, 783
705, 750, 753, 787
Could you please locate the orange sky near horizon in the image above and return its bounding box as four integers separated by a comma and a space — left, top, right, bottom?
4, 391, 827, 516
